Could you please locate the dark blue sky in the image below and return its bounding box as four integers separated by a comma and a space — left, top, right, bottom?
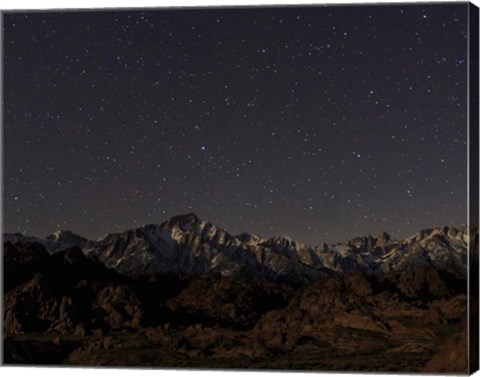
3, 3, 469, 244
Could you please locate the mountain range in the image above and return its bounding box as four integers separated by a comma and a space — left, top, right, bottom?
4, 213, 470, 282
3, 213, 477, 372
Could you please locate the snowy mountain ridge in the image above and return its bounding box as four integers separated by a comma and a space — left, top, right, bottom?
3, 213, 471, 281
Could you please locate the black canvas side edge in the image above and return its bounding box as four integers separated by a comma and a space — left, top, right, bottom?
468, 2, 479, 375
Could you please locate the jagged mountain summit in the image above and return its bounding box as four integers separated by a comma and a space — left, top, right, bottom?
3, 213, 469, 282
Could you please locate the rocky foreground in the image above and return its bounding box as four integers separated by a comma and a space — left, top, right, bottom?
3, 216, 478, 373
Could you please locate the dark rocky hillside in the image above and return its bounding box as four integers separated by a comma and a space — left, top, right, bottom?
3, 216, 476, 373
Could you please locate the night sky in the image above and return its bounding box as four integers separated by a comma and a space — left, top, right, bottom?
2, 3, 469, 244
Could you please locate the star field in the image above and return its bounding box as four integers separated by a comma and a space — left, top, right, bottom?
3, 4, 469, 244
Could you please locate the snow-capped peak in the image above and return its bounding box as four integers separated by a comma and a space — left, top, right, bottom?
3, 217, 471, 281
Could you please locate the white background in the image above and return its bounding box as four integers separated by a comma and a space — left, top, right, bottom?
1, 0, 479, 376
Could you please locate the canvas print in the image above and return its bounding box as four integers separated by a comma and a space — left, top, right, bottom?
2, 2, 479, 373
